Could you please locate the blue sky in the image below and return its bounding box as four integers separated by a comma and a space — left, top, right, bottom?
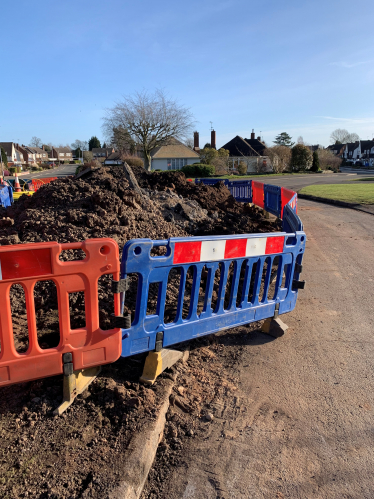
1, 0, 374, 148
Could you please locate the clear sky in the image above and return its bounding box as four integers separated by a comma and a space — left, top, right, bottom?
1, 0, 373, 149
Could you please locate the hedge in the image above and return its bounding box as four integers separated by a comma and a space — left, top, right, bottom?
122, 157, 144, 168
181, 164, 215, 177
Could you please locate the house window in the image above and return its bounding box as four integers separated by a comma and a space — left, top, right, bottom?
59, 153, 64, 157
167, 159, 172, 170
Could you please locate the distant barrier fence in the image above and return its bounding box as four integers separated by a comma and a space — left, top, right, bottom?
195, 178, 298, 221
0, 181, 305, 388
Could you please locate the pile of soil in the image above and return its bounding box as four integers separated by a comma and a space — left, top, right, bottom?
0, 166, 281, 498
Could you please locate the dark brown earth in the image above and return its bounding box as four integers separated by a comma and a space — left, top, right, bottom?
0, 166, 280, 498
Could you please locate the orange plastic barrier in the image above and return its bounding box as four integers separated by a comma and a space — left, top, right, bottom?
31, 177, 57, 191
0, 238, 121, 387
252, 181, 264, 209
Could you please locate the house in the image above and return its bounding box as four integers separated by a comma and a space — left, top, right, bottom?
343, 142, 360, 162
92, 147, 115, 159
0, 142, 25, 167
28, 146, 49, 164
17, 145, 49, 165
104, 152, 124, 165
150, 137, 200, 171
327, 144, 345, 156
358, 140, 374, 166
17, 145, 36, 165
220, 131, 269, 172
51, 147, 73, 163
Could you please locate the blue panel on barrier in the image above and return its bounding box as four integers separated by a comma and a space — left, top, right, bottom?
264, 185, 281, 217
119, 232, 305, 357
282, 198, 303, 233
227, 180, 252, 203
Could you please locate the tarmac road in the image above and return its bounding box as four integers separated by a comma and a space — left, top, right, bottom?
6, 163, 77, 181
153, 199, 374, 499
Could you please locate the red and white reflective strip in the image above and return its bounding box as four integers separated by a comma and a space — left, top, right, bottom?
173, 236, 285, 265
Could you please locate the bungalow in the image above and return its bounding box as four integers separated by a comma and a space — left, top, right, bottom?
150, 138, 200, 171
221, 131, 270, 172
104, 152, 123, 166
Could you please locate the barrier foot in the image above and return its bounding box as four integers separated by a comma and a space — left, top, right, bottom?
54, 366, 101, 416
140, 348, 189, 385
261, 317, 289, 338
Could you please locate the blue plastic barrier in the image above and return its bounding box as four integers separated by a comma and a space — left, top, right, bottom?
119, 231, 305, 357
264, 185, 281, 217
0, 185, 11, 207
227, 180, 252, 203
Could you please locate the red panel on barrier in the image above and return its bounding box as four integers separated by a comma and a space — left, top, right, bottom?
0, 248, 52, 280
174, 241, 202, 264
265, 236, 284, 254
252, 181, 264, 209
224, 238, 247, 259
281, 187, 297, 217
0, 238, 121, 387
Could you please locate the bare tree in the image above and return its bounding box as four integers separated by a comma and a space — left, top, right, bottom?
183, 137, 194, 150
330, 129, 360, 144
71, 139, 88, 151
264, 145, 291, 173
29, 136, 42, 148
297, 136, 304, 144
102, 89, 194, 170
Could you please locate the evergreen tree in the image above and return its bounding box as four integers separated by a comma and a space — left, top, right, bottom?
311, 150, 320, 171
88, 136, 101, 151
273, 132, 295, 148
290, 144, 312, 171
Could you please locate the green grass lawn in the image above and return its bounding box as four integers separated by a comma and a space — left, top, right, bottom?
299, 184, 374, 204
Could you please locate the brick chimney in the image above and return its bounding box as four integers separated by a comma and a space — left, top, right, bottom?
42, 145, 45, 151
250, 129, 255, 140
211, 130, 216, 149
257, 136, 261, 141
193, 131, 200, 151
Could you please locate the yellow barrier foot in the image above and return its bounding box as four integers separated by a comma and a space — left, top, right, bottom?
261, 317, 289, 338
54, 365, 101, 416
140, 348, 189, 385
